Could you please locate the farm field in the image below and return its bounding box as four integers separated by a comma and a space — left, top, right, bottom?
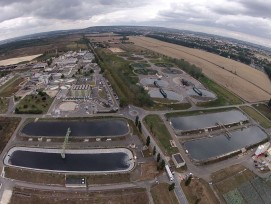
150, 183, 179, 204
0, 54, 41, 66
10, 187, 149, 204
253, 104, 271, 121
129, 36, 271, 102
211, 164, 271, 204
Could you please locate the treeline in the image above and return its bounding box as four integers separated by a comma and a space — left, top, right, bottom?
95, 48, 153, 107
168, 58, 203, 79
264, 66, 271, 80
147, 34, 252, 65
15, 108, 42, 114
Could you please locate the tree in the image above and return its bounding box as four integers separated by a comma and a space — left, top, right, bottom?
146, 136, 150, 147
61, 74, 65, 79
159, 159, 165, 170
168, 183, 175, 191
153, 146, 156, 155
268, 98, 271, 108
150, 123, 153, 133
157, 153, 161, 163
135, 115, 139, 126
138, 121, 142, 133
185, 174, 193, 186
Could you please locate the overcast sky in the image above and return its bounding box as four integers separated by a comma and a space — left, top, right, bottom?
0, 0, 270, 47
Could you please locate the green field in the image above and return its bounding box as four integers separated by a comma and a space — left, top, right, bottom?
0, 97, 9, 113
197, 76, 243, 107
0, 76, 24, 97
252, 104, 271, 121
15, 92, 53, 114
144, 114, 178, 156
240, 106, 271, 128
165, 107, 236, 118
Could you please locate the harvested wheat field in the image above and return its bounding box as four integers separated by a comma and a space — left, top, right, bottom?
108, 47, 125, 53
0, 54, 41, 66
130, 36, 271, 102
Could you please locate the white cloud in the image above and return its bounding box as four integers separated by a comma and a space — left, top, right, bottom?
0, 0, 270, 47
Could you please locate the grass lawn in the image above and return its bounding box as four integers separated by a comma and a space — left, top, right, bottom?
131, 62, 151, 68
69, 173, 130, 185
151, 183, 179, 204
181, 178, 219, 204
0, 76, 24, 97
98, 88, 107, 100
5, 166, 130, 185
252, 103, 271, 121
240, 106, 271, 128
10, 187, 148, 204
15, 93, 53, 114
0, 97, 9, 113
144, 114, 178, 156
154, 62, 174, 68
165, 107, 236, 118
134, 68, 157, 75
197, 76, 243, 107
0, 117, 21, 154
4, 167, 65, 185
148, 102, 191, 111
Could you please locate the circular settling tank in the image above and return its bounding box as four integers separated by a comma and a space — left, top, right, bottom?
149, 89, 183, 101
187, 88, 216, 98
140, 78, 168, 88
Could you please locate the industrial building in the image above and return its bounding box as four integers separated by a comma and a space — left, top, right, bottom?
172, 153, 186, 168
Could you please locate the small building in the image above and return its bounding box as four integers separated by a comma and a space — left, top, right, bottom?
33, 63, 47, 69
65, 177, 86, 188
172, 153, 186, 168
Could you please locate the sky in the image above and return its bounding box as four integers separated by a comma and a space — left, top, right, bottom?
0, 0, 270, 47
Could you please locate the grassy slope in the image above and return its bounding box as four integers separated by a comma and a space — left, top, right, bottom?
151, 183, 179, 204
252, 104, 271, 121
144, 114, 178, 156
240, 106, 271, 128
197, 76, 243, 107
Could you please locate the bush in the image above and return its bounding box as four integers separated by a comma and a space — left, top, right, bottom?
168, 183, 175, 191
